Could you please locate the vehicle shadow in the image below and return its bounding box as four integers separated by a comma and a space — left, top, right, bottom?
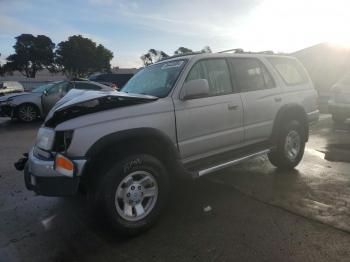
32, 179, 245, 262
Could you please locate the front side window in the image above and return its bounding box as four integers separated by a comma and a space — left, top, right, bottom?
268, 57, 308, 85
121, 59, 186, 97
185, 58, 233, 96
229, 58, 275, 92
47, 81, 69, 95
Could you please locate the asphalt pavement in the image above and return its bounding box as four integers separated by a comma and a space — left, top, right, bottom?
1, 116, 350, 262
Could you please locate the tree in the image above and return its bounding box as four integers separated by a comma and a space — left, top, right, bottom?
55, 35, 113, 78
174, 47, 193, 55
4, 34, 55, 78
140, 49, 169, 66
200, 46, 212, 53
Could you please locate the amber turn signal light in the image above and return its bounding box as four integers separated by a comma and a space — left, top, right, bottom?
55, 154, 74, 177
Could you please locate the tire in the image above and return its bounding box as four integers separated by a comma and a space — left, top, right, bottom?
268, 120, 306, 170
92, 154, 169, 236
17, 104, 39, 122
332, 113, 346, 124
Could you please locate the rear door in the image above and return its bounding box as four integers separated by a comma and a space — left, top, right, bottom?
174, 58, 244, 162
229, 58, 282, 143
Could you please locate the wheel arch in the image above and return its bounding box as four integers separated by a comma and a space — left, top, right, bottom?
83, 128, 189, 182
271, 104, 309, 142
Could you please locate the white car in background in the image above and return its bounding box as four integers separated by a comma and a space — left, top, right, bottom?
0, 81, 24, 96
328, 74, 350, 123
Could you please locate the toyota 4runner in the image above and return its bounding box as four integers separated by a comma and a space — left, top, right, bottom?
17, 52, 319, 235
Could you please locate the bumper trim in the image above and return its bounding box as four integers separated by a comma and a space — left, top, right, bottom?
24, 166, 80, 196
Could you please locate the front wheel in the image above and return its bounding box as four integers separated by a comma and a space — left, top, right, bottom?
17, 104, 39, 122
268, 120, 306, 170
93, 154, 169, 236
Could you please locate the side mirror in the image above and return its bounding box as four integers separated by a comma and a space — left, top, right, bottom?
181, 79, 209, 100
43, 90, 48, 96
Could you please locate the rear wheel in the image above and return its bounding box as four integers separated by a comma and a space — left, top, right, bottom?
17, 104, 39, 122
92, 154, 169, 236
268, 120, 305, 170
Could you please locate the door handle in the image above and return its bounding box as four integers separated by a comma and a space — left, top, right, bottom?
227, 104, 238, 110
274, 97, 282, 102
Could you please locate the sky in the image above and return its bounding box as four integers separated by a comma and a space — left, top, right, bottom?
1, 0, 350, 68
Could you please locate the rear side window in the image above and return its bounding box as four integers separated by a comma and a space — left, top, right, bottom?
186, 58, 233, 96
268, 57, 308, 85
229, 58, 275, 92
75, 82, 101, 90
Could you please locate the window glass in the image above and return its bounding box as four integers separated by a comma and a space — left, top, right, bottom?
47, 81, 69, 94
268, 57, 308, 85
229, 58, 274, 92
186, 59, 232, 96
75, 82, 101, 90
121, 60, 186, 97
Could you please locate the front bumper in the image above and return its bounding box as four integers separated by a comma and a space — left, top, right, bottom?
24, 148, 87, 196
0, 104, 15, 117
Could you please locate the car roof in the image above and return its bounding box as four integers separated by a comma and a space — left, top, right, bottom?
155, 52, 294, 64
72, 80, 113, 90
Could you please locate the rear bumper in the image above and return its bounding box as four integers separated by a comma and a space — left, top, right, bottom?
25, 148, 86, 196
328, 102, 350, 117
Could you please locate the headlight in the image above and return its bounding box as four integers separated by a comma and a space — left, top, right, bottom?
36, 127, 55, 150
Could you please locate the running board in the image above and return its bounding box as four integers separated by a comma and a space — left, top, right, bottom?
198, 149, 271, 177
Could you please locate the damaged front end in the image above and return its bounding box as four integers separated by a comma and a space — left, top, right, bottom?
45, 92, 158, 127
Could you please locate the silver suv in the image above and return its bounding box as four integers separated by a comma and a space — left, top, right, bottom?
18, 52, 319, 235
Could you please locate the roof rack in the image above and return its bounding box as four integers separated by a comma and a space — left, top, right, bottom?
160, 52, 204, 62
217, 48, 274, 55
217, 48, 244, 53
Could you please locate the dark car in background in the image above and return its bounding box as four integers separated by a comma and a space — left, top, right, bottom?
89, 73, 134, 90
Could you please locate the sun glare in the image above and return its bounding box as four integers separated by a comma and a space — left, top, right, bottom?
231, 0, 350, 52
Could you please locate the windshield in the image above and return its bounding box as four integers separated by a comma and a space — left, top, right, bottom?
32, 81, 64, 93
121, 59, 186, 97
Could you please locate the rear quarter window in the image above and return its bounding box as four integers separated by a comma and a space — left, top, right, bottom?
268, 57, 309, 86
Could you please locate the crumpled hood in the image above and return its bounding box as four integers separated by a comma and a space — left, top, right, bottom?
44, 89, 158, 127
0, 92, 40, 102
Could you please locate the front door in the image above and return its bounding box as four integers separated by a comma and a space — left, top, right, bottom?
42, 81, 72, 115
174, 58, 244, 162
